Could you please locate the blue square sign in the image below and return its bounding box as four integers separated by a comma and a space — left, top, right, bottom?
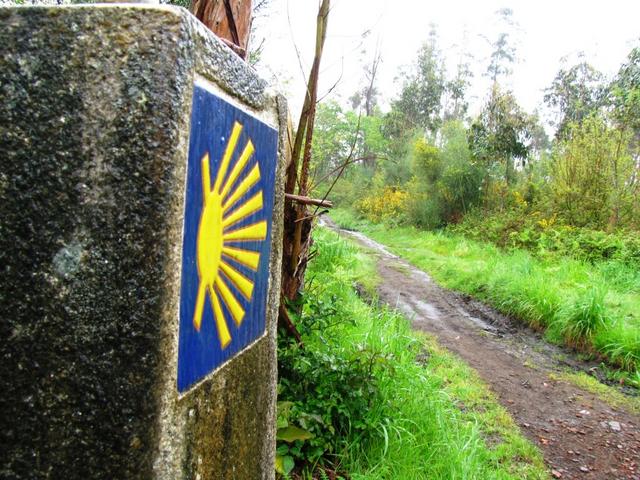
177, 80, 278, 393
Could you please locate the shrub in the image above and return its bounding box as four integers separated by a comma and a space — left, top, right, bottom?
405, 194, 444, 229
407, 123, 484, 228
277, 334, 386, 468
355, 186, 408, 224
451, 207, 640, 268
549, 115, 638, 229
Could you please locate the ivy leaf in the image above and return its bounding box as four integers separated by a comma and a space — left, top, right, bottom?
276, 443, 290, 456
276, 426, 314, 443
275, 454, 295, 475
277, 401, 294, 428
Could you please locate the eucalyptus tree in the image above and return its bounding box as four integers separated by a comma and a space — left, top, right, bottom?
392, 26, 447, 136
485, 7, 518, 86
609, 45, 640, 138
544, 59, 606, 139
350, 49, 382, 118
444, 53, 473, 122
469, 84, 534, 185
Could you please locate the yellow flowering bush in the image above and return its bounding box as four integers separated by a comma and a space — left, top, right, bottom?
537, 214, 557, 230
512, 190, 528, 209
356, 187, 408, 223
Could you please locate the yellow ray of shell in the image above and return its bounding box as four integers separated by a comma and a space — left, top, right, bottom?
223, 163, 261, 213
224, 220, 267, 242
201, 153, 211, 203
215, 276, 245, 327
214, 122, 242, 193
219, 260, 254, 300
193, 281, 207, 331
209, 284, 232, 348
220, 140, 254, 200
222, 191, 263, 229
222, 245, 260, 270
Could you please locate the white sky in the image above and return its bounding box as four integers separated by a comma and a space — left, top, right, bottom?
253, 0, 640, 126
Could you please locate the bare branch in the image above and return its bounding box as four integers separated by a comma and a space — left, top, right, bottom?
317, 57, 345, 104
310, 154, 382, 191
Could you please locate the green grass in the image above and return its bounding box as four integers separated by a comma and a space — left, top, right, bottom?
283, 228, 548, 479
549, 371, 640, 416
331, 208, 640, 380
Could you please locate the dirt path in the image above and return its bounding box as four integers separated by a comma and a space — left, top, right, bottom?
328, 221, 640, 480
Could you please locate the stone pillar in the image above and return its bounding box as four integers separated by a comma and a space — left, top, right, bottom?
0, 5, 287, 479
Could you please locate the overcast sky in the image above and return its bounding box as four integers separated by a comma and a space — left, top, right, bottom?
253, 0, 640, 127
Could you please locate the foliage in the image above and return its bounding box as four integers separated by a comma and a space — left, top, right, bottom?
451, 203, 640, 268
310, 101, 356, 183
276, 235, 390, 474
277, 333, 384, 468
404, 180, 443, 229
310, 101, 391, 199
485, 8, 518, 83
404, 146, 437, 224
167, 0, 191, 7
469, 84, 536, 184
543, 60, 606, 139
391, 26, 446, 135
407, 122, 483, 227
444, 54, 473, 121
355, 184, 408, 224
608, 44, 640, 137
549, 114, 638, 229
349, 49, 382, 117
332, 39, 638, 244
412, 138, 442, 182
438, 121, 484, 217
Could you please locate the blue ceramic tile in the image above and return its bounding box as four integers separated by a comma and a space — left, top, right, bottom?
177, 81, 278, 393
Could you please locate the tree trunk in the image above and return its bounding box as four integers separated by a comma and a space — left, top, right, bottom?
281, 0, 330, 304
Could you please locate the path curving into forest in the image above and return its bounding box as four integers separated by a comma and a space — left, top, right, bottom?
326, 219, 640, 480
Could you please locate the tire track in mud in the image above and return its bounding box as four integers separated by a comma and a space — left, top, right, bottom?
327, 221, 640, 480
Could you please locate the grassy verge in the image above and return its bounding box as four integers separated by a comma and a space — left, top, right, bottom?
330, 208, 640, 385
277, 228, 548, 479
549, 371, 640, 415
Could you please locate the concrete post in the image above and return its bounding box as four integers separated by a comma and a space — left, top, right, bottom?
0, 5, 287, 479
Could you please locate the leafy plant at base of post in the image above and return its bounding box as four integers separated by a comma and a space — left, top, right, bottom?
275, 401, 313, 476
276, 288, 389, 476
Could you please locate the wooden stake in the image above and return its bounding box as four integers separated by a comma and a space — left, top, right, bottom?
191, 0, 252, 59
285, 193, 333, 208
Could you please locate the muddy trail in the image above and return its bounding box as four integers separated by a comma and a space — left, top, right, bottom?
325, 219, 640, 480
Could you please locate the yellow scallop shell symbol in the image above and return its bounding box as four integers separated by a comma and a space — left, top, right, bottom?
193, 121, 267, 349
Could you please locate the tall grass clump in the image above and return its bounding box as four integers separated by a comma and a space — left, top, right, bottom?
554, 285, 610, 349
597, 326, 640, 372
596, 260, 640, 292
276, 227, 547, 479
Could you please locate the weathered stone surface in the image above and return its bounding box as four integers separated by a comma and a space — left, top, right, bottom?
0, 5, 284, 479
